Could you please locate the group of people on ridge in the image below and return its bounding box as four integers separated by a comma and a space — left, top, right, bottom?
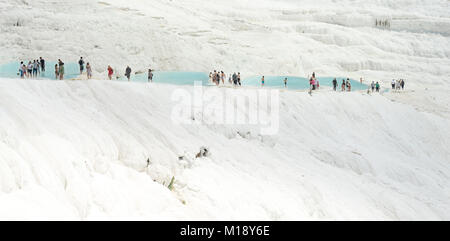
391, 79, 405, 91
369, 81, 381, 93
77, 57, 93, 79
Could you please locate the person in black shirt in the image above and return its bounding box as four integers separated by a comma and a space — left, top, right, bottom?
78, 57, 85, 74
39, 57, 45, 72
125, 66, 132, 81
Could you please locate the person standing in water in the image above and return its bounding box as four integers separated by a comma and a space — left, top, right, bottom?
261, 76, 265, 87
341, 79, 345, 91
58, 59, 65, 80
148, 69, 153, 82
371, 81, 375, 92
78, 57, 85, 74
32, 60, 38, 78
221, 71, 225, 85
18, 61, 24, 78
40, 57, 45, 72
54, 64, 59, 80
27, 61, 32, 78
36, 59, 41, 76
22, 63, 27, 78
284, 77, 287, 88
216, 72, 220, 85
125, 66, 132, 81
332, 78, 337, 91
237, 72, 241, 86
107, 65, 113, 80
312, 72, 317, 90
217, 72, 221, 85
86, 62, 92, 79
312, 77, 317, 90
376, 82, 380, 92
212, 70, 217, 84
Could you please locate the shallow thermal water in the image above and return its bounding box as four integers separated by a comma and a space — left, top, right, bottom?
119, 71, 211, 86
1, 62, 368, 90
120, 72, 369, 90
243, 75, 368, 90
0, 62, 81, 80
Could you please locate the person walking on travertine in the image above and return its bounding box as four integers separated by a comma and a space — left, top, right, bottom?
86, 62, 92, 79
78, 57, 85, 74
107, 65, 113, 80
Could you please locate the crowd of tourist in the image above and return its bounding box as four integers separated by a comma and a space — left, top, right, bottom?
209, 70, 242, 86
18, 57, 45, 79
16, 57, 407, 94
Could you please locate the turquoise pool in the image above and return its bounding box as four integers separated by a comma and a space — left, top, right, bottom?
1, 62, 368, 90
122, 72, 368, 90
243, 75, 368, 91
118, 71, 211, 86
0, 61, 81, 79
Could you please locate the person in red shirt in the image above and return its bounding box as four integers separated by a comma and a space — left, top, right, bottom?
107, 65, 113, 80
